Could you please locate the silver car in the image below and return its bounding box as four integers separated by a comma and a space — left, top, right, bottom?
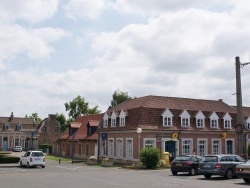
199, 154, 246, 179
20, 151, 45, 168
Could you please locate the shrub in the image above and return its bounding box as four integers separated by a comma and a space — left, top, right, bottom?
0, 154, 20, 164
140, 147, 160, 169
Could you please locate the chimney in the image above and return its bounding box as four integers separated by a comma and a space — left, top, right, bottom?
8, 112, 14, 122
218, 99, 223, 102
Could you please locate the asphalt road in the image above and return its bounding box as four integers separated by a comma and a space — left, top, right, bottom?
0, 152, 248, 188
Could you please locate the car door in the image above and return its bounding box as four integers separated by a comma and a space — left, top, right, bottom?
22, 152, 30, 164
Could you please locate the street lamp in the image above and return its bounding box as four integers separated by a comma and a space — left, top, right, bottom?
137, 127, 142, 165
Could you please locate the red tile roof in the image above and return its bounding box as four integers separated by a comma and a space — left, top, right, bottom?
70, 122, 81, 128
59, 114, 103, 141
107, 95, 236, 113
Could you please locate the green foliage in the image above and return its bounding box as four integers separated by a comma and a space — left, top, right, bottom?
56, 113, 68, 132
0, 153, 20, 163
140, 147, 160, 169
25, 113, 42, 123
39, 144, 52, 153
64, 95, 100, 120
110, 90, 132, 108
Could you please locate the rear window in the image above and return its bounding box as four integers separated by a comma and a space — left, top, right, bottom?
174, 156, 190, 161
32, 152, 44, 157
202, 156, 218, 162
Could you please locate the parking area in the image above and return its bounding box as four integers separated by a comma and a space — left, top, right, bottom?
0, 158, 248, 188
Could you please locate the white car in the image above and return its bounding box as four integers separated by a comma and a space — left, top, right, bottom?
236, 160, 250, 184
20, 151, 45, 168
13, 146, 22, 152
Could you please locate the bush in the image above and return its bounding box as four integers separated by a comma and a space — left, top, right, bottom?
0, 154, 20, 164
39, 144, 52, 153
140, 147, 160, 169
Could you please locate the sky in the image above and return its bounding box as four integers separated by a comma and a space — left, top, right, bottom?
1, 0, 250, 119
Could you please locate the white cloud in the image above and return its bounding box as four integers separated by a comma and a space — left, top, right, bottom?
0, 0, 59, 24
62, 0, 106, 20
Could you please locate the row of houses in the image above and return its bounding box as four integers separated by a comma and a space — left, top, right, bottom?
1, 95, 250, 164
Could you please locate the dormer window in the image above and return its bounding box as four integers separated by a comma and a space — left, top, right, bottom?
119, 110, 126, 127
245, 117, 250, 130
210, 112, 219, 128
180, 110, 190, 127
3, 123, 9, 130
162, 109, 173, 127
196, 111, 205, 128
111, 111, 117, 127
103, 113, 109, 128
16, 124, 22, 131
223, 112, 232, 129
42, 127, 47, 132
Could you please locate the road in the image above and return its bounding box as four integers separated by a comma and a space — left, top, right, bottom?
0, 152, 248, 188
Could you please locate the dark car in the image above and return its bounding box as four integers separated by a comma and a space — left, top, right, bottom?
235, 160, 250, 184
171, 155, 202, 176
199, 154, 246, 179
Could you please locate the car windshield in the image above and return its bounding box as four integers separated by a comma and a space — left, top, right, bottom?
202, 156, 218, 162
174, 156, 190, 161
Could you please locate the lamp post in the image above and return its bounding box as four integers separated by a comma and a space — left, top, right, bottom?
137, 127, 142, 165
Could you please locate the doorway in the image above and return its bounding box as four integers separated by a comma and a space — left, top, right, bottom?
165, 140, 176, 158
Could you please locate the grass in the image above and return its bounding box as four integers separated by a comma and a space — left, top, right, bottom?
45, 154, 72, 162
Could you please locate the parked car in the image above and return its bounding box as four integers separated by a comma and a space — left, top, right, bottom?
20, 150, 45, 168
171, 155, 202, 176
13, 146, 22, 152
235, 160, 250, 184
199, 154, 246, 179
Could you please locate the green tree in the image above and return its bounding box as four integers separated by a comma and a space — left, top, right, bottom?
55, 113, 68, 132
64, 95, 100, 120
140, 147, 161, 169
25, 113, 42, 123
110, 90, 132, 108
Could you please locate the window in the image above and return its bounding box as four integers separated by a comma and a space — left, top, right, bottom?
55, 127, 60, 133
119, 110, 126, 127
162, 109, 173, 127
126, 139, 133, 159
212, 140, 221, 154
180, 110, 190, 127
181, 118, 189, 127
103, 119, 108, 128
111, 118, 116, 127
108, 139, 114, 157
211, 119, 218, 128
116, 139, 123, 158
25, 139, 29, 148
223, 112, 232, 129
16, 124, 22, 131
182, 140, 192, 155
196, 111, 205, 128
14, 138, 19, 147
100, 141, 106, 156
197, 119, 204, 128
42, 127, 47, 132
3, 123, 9, 130
163, 117, 172, 126
226, 140, 234, 154
144, 139, 156, 148
197, 140, 207, 156
78, 144, 82, 154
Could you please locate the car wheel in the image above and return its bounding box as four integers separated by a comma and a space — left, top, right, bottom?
189, 168, 196, 176
19, 161, 22, 167
26, 162, 30, 168
243, 178, 250, 184
42, 166, 45, 168
204, 174, 212, 179
172, 171, 178, 175
224, 169, 233, 179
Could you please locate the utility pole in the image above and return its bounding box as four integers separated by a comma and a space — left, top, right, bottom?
235, 56, 250, 156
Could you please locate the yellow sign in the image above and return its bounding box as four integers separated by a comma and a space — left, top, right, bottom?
221, 133, 227, 139
172, 132, 178, 139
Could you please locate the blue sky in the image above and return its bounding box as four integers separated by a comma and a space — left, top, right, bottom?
1, 0, 250, 119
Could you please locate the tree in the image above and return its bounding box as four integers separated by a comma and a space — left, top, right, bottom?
55, 113, 68, 132
64, 95, 100, 120
25, 113, 42, 123
110, 90, 132, 108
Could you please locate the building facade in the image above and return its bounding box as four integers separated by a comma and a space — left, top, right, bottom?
97, 96, 250, 164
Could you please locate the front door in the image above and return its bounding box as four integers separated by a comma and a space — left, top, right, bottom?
3, 137, 8, 150
165, 140, 176, 158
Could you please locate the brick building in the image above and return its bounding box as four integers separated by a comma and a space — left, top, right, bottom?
59, 114, 103, 159
97, 95, 250, 164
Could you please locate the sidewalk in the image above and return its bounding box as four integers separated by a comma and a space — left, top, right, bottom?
0, 163, 19, 168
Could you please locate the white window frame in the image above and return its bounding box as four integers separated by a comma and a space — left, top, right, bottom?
108, 138, 114, 157
180, 110, 190, 128
143, 138, 156, 148
197, 139, 207, 156
14, 138, 20, 147
100, 140, 106, 156
119, 110, 126, 127
162, 109, 173, 127
103, 113, 109, 128
212, 139, 221, 154
116, 138, 123, 159
225, 139, 234, 154
210, 112, 219, 128
126, 138, 133, 159
196, 111, 205, 128
182, 139, 193, 155
223, 112, 232, 129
